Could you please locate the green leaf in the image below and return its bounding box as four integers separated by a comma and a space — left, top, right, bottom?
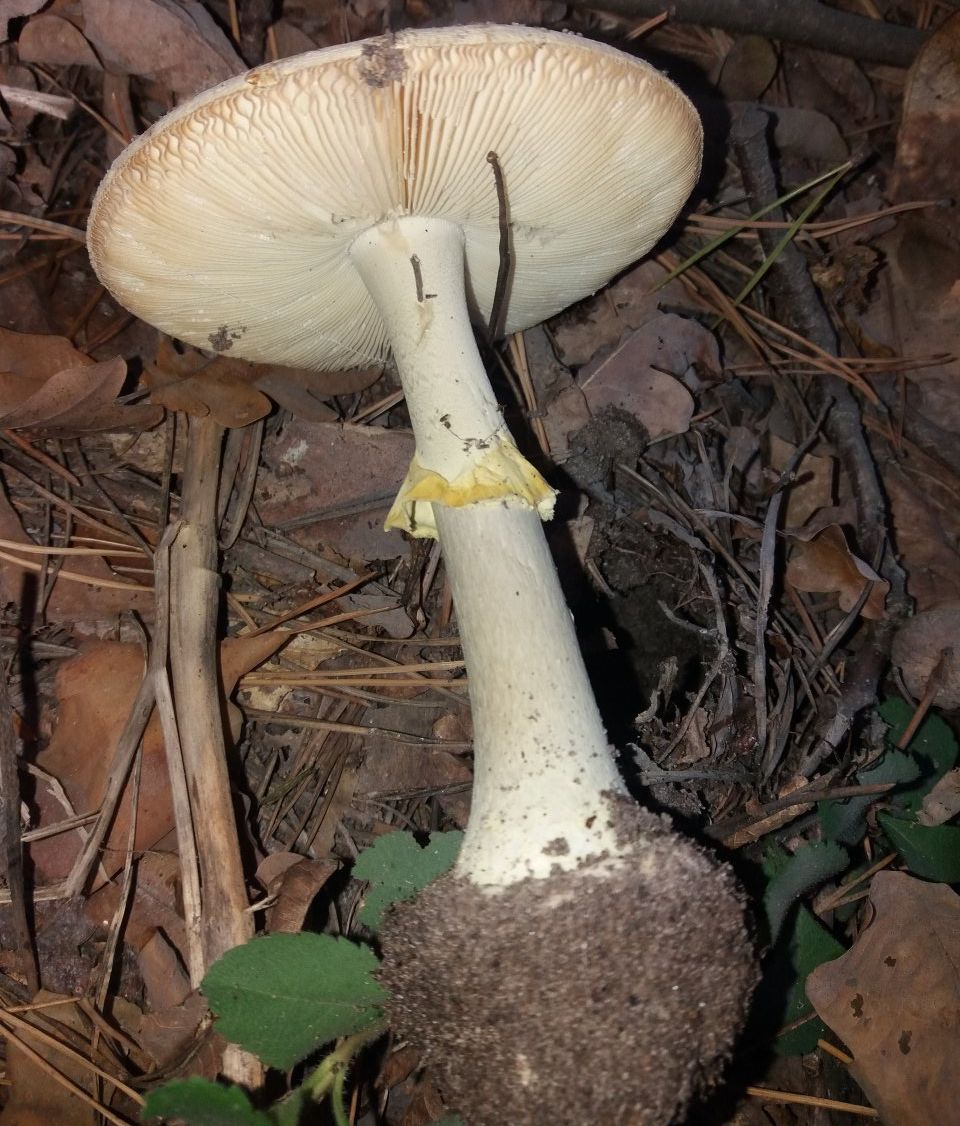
202, 933, 386, 1070
763, 840, 848, 943
879, 697, 958, 812
429, 1117, 466, 1126
819, 749, 919, 845
878, 813, 960, 882
775, 907, 845, 1056
354, 830, 463, 931
142, 1078, 271, 1125
269, 1088, 307, 1126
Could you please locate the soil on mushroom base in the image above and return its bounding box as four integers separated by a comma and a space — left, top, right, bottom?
379, 795, 756, 1126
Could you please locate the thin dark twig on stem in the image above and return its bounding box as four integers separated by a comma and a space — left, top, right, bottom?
486, 150, 511, 342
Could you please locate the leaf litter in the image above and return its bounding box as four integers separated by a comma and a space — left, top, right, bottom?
0, 2, 958, 1124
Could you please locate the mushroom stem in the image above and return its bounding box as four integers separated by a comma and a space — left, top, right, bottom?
350, 216, 626, 886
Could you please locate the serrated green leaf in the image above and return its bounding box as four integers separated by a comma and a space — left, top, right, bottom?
354, 830, 462, 931
776, 907, 845, 1056
202, 933, 386, 1070
763, 840, 848, 943
878, 813, 960, 882
142, 1078, 271, 1125
761, 840, 790, 880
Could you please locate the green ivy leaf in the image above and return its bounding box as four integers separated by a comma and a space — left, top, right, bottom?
142, 1078, 271, 1125
879, 697, 958, 812
763, 840, 848, 943
775, 907, 845, 1056
202, 933, 386, 1070
819, 749, 919, 845
878, 813, 960, 882
354, 830, 463, 931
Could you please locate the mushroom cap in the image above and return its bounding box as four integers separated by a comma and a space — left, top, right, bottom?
88, 25, 702, 370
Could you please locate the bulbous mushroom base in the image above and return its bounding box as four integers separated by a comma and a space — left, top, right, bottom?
379, 801, 756, 1126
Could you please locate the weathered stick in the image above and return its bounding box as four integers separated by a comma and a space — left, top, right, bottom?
168, 414, 252, 967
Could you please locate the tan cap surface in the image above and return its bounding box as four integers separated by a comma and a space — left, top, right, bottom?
88, 24, 702, 370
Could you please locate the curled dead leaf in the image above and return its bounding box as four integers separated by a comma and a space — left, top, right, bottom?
80, 0, 243, 99
149, 363, 272, 426
18, 14, 102, 68
30, 633, 289, 884
264, 857, 339, 934
0, 328, 161, 434
786, 524, 888, 620
147, 338, 381, 425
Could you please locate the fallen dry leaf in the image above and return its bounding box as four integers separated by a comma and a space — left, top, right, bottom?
145, 337, 273, 426
138, 927, 191, 1010
544, 310, 714, 453
256, 418, 415, 561
264, 857, 339, 934
766, 105, 849, 165
807, 871, 960, 1126
894, 11, 960, 213
268, 18, 316, 58
551, 259, 696, 367
138, 990, 208, 1071
716, 36, 778, 102
354, 702, 472, 828
30, 641, 170, 883
146, 338, 380, 424
80, 0, 243, 99
85, 850, 185, 953
891, 604, 960, 708
0, 328, 162, 434
30, 632, 287, 884
149, 362, 272, 427
0, 490, 154, 623
885, 462, 960, 611
867, 15, 960, 445
785, 524, 888, 620
0, 990, 99, 1126
0, 327, 102, 380
255, 366, 369, 422
17, 13, 102, 68
768, 434, 835, 531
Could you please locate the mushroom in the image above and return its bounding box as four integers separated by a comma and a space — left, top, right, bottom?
88, 25, 755, 1124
